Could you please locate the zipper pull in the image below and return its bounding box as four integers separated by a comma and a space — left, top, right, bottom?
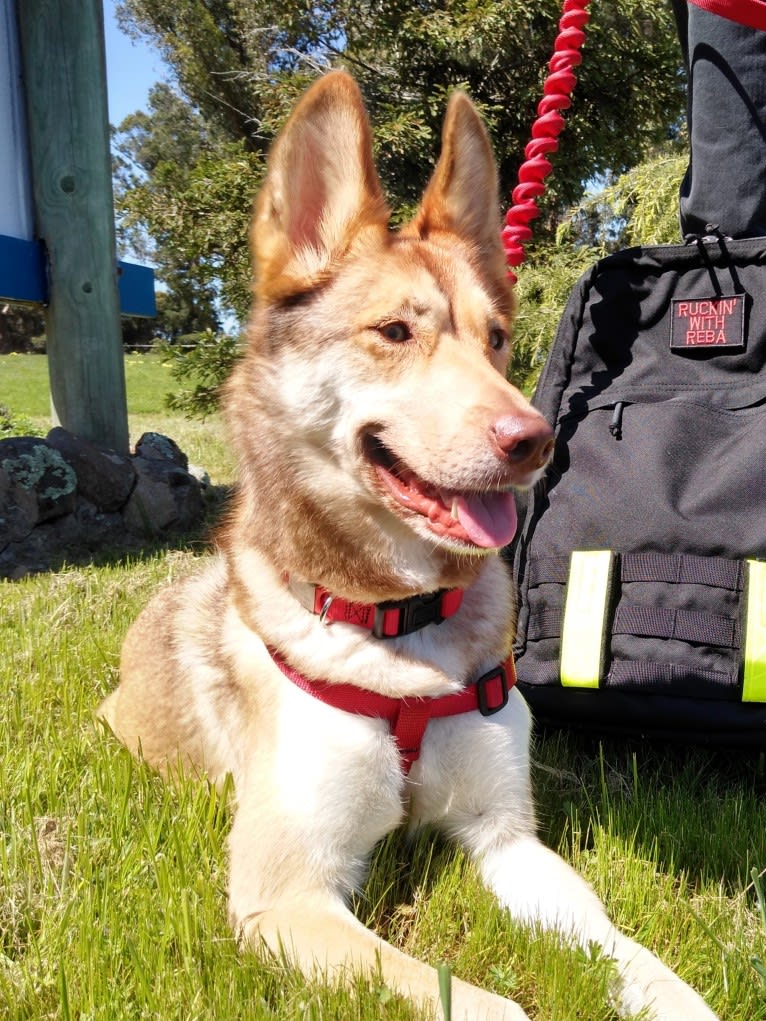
609, 402, 624, 439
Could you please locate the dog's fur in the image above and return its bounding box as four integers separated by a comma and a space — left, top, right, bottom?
100, 72, 717, 1020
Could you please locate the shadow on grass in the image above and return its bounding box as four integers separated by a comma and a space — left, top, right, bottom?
531, 726, 766, 890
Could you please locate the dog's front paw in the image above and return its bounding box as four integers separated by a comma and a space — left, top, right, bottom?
613, 942, 718, 1021
448, 976, 531, 1021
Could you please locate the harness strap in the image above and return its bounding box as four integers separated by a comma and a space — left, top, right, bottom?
268, 648, 514, 773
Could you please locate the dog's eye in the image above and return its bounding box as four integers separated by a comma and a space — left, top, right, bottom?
489, 327, 507, 351
378, 321, 411, 343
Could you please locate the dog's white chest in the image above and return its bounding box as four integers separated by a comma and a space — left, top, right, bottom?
271, 682, 408, 850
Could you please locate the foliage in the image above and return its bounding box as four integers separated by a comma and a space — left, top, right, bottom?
0, 402, 44, 439
114, 83, 264, 325
0, 304, 46, 355
113, 83, 226, 333
510, 243, 598, 395
116, 0, 685, 207
341, 0, 686, 221
752, 868, 766, 993
160, 330, 242, 419
113, 0, 686, 328
560, 148, 688, 252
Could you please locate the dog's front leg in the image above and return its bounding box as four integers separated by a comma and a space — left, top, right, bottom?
479, 835, 718, 1021
237, 892, 530, 1021
227, 776, 530, 1021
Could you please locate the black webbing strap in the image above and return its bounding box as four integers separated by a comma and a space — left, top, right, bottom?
620, 552, 744, 591
528, 551, 744, 591
612, 605, 741, 649
528, 556, 571, 587
528, 604, 741, 648
606, 660, 735, 697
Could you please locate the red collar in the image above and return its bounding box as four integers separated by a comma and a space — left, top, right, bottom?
268, 648, 515, 774
286, 577, 464, 638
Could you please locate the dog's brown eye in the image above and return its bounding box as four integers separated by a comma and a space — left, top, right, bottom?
489, 328, 507, 351
378, 321, 411, 343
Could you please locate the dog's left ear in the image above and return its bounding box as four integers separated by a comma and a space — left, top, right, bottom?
407, 92, 503, 259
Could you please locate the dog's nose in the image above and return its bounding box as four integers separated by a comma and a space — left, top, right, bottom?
491, 413, 554, 471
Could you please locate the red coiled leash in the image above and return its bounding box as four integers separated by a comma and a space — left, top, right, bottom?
502, 0, 592, 283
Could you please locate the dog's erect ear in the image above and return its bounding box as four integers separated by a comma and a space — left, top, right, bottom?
407, 92, 503, 257
252, 71, 389, 300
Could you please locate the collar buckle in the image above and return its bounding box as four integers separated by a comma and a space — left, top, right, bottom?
373, 589, 464, 638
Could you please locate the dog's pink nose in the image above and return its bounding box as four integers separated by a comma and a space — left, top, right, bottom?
491, 413, 554, 470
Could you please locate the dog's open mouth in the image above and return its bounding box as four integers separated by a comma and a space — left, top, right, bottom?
363, 435, 518, 549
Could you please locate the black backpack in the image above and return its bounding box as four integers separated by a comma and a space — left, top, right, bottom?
508, 235, 766, 745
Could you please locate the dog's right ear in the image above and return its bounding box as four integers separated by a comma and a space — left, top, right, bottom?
252, 72, 390, 301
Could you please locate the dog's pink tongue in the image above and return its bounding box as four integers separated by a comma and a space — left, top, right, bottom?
376, 461, 518, 548
454, 491, 518, 548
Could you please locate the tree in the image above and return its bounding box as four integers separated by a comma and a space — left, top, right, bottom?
113, 83, 224, 333
116, 0, 685, 216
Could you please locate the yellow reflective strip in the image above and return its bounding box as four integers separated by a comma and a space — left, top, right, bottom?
560, 550, 613, 689
743, 560, 766, 702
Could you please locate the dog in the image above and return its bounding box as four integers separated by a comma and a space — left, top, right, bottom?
99, 71, 718, 1021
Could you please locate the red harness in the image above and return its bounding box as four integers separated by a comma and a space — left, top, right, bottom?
269, 649, 514, 774
273, 579, 516, 767
271, 580, 515, 774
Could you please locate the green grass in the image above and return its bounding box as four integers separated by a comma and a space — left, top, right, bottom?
1, 351, 173, 419
0, 351, 237, 484
1, 352, 52, 418
1, 354, 765, 1019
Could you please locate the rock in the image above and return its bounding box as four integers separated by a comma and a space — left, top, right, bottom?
123, 455, 203, 537
73, 498, 133, 550
0, 463, 40, 548
0, 436, 77, 522
134, 432, 188, 470
46, 427, 136, 512
0, 431, 209, 578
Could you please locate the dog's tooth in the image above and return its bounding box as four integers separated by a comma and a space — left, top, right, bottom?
451, 497, 459, 521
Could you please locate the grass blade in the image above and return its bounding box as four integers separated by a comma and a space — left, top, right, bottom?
438, 962, 451, 1021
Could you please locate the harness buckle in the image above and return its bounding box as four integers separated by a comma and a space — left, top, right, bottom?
475, 664, 509, 716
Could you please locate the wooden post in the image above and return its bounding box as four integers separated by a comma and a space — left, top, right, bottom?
16, 0, 129, 453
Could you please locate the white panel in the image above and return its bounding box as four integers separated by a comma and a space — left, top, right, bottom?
0, 0, 34, 240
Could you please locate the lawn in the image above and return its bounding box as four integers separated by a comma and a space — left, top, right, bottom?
0, 352, 237, 483
1, 353, 765, 1020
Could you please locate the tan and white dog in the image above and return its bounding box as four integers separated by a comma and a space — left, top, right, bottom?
100, 72, 717, 1020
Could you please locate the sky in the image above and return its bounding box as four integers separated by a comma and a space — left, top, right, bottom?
102, 0, 166, 127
